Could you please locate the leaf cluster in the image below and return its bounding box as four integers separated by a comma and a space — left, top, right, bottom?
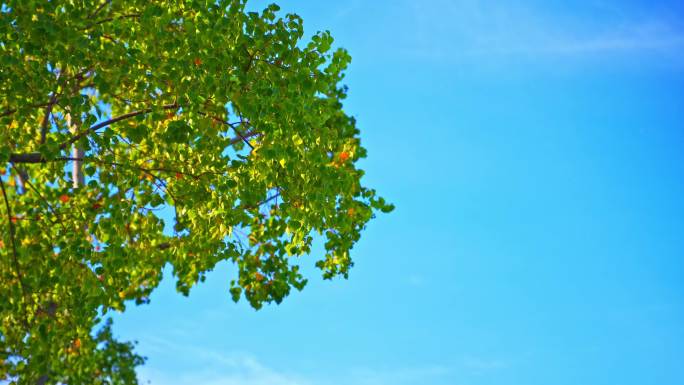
0, 1, 392, 383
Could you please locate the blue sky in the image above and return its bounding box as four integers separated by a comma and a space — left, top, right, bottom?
113, 1, 684, 384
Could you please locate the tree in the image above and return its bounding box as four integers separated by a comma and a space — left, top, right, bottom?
0, 1, 393, 383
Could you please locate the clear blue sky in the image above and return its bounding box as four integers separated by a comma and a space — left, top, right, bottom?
114, 1, 684, 384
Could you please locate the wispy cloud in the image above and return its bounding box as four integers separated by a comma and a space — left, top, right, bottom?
139, 358, 310, 385
396, 0, 684, 61
407, 274, 425, 287
345, 365, 452, 385
462, 356, 509, 372
463, 19, 684, 57
136, 336, 454, 385
135, 333, 518, 384
137, 338, 312, 385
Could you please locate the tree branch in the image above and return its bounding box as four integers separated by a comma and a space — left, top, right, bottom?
9, 129, 259, 164
0, 108, 16, 118
64, 103, 179, 150
197, 112, 255, 149
0, 101, 55, 119
0, 178, 21, 280
6, 153, 46, 164
88, 0, 111, 19
40, 94, 58, 145
8, 103, 183, 165
0, 177, 30, 327
81, 13, 140, 31
9, 164, 65, 229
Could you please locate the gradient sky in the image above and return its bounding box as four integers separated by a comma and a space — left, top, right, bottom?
113, 1, 684, 384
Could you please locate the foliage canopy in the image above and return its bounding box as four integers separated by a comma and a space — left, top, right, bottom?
0, 1, 392, 383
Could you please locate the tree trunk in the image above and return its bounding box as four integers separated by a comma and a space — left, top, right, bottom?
67, 113, 84, 188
